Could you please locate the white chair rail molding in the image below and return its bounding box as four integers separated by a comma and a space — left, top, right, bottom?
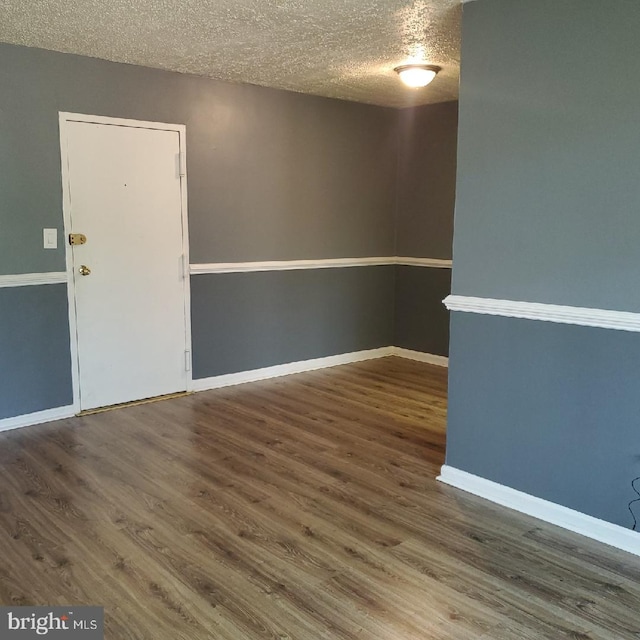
444, 295, 640, 333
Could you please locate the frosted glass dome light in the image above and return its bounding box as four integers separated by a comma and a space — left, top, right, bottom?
394, 64, 440, 88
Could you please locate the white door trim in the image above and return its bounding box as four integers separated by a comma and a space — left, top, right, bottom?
58, 112, 193, 413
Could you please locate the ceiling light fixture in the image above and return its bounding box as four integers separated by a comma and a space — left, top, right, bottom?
394, 64, 441, 88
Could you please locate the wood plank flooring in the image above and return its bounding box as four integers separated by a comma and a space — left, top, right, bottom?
0, 356, 639, 639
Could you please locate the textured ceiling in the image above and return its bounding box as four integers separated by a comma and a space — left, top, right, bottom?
0, 0, 461, 108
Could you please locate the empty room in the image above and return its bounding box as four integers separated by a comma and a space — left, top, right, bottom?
1, 0, 640, 637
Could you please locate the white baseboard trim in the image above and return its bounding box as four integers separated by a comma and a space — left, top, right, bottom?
444, 294, 640, 334
192, 347, 451, 391
0, 348, 445, 434
391, 347, 448, 367
0, 272, 67, 288
192, 347, 394, 391
438, 465, 640, 557
0, 405, 75, 434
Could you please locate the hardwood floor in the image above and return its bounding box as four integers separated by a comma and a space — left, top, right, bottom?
0, 356, 639, 639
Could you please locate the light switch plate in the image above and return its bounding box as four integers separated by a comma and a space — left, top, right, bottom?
43, 228, 58, 249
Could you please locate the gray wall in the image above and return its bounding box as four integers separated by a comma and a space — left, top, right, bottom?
0, 43, 399, 416
0, 285, 72, 418
393, 266, 450, 357
192, 267, 394, 378
0, 41, 457, 420
447, 0, 640, 528
396, 101, 457, 260
448, 313, 640, 528
0, 42, 397, 274
452, 0, 640, 311
393, 102, 457, 354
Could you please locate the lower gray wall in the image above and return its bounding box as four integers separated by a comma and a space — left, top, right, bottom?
447, 311, 640, 528
393, 266, 450, 356
0, 285, 73, 419
191, 267, 395, 378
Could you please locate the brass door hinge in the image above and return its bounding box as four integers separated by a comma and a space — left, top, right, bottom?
69, 233, 87, 246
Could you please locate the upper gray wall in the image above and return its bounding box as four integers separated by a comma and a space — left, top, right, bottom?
396, 101, 457, 259
0, 43, 398, 274
452, 0, 640, 312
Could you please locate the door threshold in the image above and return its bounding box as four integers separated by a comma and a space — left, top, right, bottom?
78, 391, 191, 416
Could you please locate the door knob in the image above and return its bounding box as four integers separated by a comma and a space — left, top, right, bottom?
78, 265, 91, 276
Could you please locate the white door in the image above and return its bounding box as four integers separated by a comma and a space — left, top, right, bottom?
63, 118, 189, 411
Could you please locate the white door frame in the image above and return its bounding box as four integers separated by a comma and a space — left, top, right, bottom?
59, 112, 193, 413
